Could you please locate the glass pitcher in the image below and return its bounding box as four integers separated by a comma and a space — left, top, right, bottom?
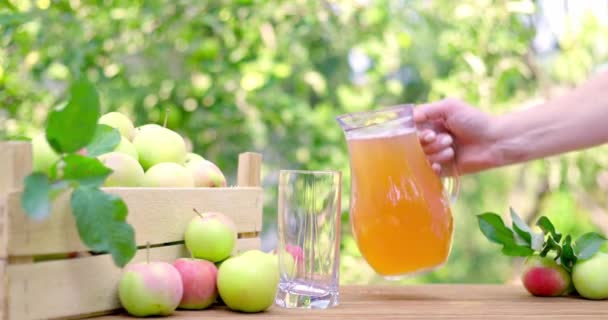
336, 104, 459, 279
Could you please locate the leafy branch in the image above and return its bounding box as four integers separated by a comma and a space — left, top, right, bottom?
477, 207, 606, 273
20, 77, 136, 268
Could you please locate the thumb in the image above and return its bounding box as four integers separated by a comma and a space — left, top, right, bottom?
413, 99, 455, 123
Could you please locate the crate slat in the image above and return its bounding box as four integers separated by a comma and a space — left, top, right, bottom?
8, 237, 261, 320
6, 187, 263, 256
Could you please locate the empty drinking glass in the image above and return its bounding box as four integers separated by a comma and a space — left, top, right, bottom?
274, 170, 342, 309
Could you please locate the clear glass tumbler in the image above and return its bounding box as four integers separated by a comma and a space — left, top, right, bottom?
274, 170, 342, 309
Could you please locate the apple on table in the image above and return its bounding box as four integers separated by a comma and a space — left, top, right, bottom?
572, 252, 608, 300
118, 261, 183, 317
217, 250, 280, 313
173, 258, 219, 310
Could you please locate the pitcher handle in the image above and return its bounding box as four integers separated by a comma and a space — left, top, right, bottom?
416, 122, 460, 204
441, 159, 460, 204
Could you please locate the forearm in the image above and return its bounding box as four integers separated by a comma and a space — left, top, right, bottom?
493, 71, 608, 166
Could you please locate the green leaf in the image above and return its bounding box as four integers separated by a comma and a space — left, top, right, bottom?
537, 216, 562, 242
85, 124, 121, 157
477, 212, 517, 246
501, 244, 535, 257
574, 232, 607, 260
46, 78, 101, 154
510, 207, 531, 245
560, 235, 576, 273
62, 154, 112, 187
540, 235, 562, 258
20, 173, 52, 221
70, 186, 136, 267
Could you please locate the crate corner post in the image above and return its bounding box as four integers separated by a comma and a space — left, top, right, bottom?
1, 141, 34, 320
237, 152, 262, 187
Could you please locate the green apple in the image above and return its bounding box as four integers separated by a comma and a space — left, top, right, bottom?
133, 126, 187, 170
185, 211, 237, 262
31, 133, 60, 174
185, 152, 205, 165
99, 112, 135, 140
572, 252, 608, 300
132, 123, 162, 140
217, 250, 279, 313
113, 136, 139, 161
141, 162, 195, 187
99, 152, 145, 187
118, 261, 183, 317
185, 159, 227, 187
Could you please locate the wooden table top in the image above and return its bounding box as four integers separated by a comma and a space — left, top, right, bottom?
95, 284, 608, 319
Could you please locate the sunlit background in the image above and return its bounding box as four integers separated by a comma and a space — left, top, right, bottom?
2, 0, 608, 285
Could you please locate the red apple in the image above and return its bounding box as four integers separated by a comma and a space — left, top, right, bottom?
521, 255, 571, 297
173, 258, 219, 309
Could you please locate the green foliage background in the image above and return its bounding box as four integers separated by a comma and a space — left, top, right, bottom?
2, 0, 608, 284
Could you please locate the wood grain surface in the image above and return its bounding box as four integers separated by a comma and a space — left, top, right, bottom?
92, 284, 608, 319
6, 187, 263, 256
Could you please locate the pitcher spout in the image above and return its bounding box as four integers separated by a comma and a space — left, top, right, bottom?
335, 104, 416, 138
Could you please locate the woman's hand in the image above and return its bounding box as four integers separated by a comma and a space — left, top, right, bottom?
413, 98, 502, 175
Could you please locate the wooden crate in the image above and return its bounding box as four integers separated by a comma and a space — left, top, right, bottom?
0, 142, 264, 320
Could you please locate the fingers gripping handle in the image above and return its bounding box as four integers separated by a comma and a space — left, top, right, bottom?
416, 119, 460, 204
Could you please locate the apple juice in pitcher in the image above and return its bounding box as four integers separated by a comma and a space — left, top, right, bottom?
337, 105, 459, 278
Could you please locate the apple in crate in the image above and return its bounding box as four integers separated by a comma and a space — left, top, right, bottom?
99, 152, 145, 187
99, 111, 135, 140
173, 258, 219, 309
113, 136, 139, 160
132, 123, 162, 140
185, 152, 205, 164
118, 261, 183, 317
133, 126, 187, 170
186, 159, 227, 187
141, 162, 195, 187
217, 250, 279, 313
185, 211, 236, 262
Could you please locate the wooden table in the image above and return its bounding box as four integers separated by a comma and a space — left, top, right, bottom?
95, 284, 608, 319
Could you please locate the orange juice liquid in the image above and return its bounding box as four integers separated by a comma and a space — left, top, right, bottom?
347, 129, 453, 276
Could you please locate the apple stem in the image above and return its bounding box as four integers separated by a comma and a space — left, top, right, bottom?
163, 108, 170, 128
146, 241, 150, 264
193, 208, 203, 219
